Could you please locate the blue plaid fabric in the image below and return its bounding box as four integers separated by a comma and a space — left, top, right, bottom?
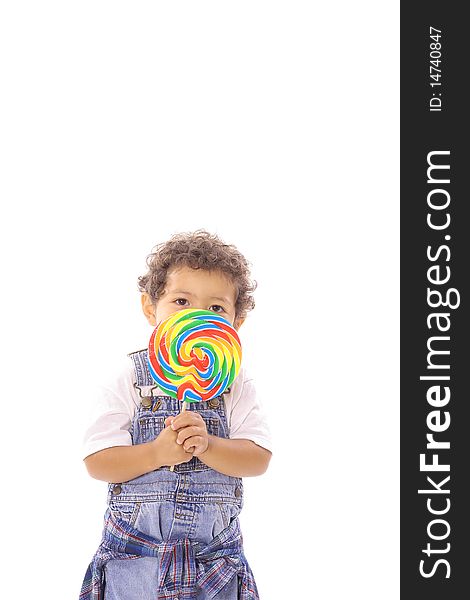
80, 510, 259, 600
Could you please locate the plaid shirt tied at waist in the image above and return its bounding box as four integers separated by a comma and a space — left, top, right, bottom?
79, 511, 259, 600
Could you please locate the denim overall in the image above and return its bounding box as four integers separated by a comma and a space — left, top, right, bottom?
101, 350, 254, 599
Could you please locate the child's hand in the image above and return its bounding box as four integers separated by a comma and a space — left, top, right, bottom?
151, 424, 194, 467
165, 412, 209, 457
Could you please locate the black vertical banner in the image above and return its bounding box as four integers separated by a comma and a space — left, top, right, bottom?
401, 3, 469, 599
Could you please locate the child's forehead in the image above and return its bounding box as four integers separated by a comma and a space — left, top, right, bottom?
165, 266, 236, 295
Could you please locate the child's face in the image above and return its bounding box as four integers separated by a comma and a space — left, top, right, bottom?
142, 266, 243, 329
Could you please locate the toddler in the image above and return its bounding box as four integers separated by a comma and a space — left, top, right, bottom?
80, 230, 272, 599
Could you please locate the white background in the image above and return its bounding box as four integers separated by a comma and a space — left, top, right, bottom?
0, 2, 398, 598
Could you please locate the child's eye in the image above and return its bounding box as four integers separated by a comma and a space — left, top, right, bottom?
175, 298, 189, 306
209, 305, 225, 313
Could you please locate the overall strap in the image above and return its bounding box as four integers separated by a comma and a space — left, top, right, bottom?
128, 349, 154, 387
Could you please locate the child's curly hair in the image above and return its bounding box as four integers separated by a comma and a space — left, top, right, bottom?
138, 230, 256, 320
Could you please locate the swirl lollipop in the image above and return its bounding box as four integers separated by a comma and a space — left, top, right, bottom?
148, 308, 242, 405
148, 309, 242, 471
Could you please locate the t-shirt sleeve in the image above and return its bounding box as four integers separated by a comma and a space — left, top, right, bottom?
81, 359, 139, 460
227, 371, 272, 452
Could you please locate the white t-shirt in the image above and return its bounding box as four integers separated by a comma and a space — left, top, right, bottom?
82, 357, 272, 460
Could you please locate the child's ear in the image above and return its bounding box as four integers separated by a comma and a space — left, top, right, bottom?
141, 293, 157, 326
234, 317, 245, 330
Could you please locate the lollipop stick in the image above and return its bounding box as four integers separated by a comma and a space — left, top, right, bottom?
169, 401, 189, 472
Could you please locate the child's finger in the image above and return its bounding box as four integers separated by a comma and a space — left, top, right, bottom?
171, 412, 203, 430
191, 440, 209, 456
183, 436, 205, 453
176, 425, 205, 445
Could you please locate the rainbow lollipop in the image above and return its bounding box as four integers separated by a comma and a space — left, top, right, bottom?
148, 308, 242, 405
